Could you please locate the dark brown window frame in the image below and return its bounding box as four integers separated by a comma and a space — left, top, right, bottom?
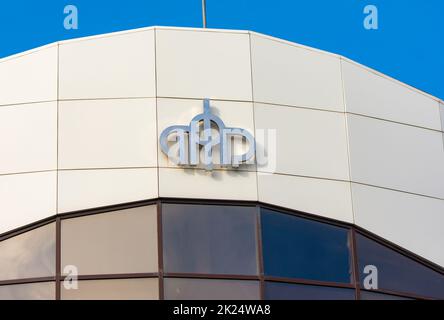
0, 197, 442, 300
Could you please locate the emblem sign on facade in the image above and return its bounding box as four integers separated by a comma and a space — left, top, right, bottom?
160, 99, 256, 171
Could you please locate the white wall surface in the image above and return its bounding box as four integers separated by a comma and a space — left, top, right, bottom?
440, 103, 444, 131
342, 60, 442, 131
0, 171, 56, 234
0, 102, 57, 175
0, 45, 58, 106
1, 26, 443, 267
347, 114, 444, 199
250, 33, 344, 112
57, 168, 158, 213
254, 103, 349, 180
257, 173, 353, 223
58, 98, 157, 169
156, 29, 252, 101
159, 168, 257, 201
441, 103, 444, 152
59, 29, 156, 100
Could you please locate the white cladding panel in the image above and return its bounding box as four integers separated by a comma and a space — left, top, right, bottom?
347, 114, 444, 199
440, 103, 444, 131
250, 34, 344, 112
0, 102, 57, 175
156, 29, 252, 101
58, 98, 157, 169
159, 168, 257, 201
257, 173, 353, 223
58, 168, 158, 213
59, 30, 156, 99
0, 45, 58, 106
254, 103, 349, 180
342, 60, 442, 130
0, 171, 56, 234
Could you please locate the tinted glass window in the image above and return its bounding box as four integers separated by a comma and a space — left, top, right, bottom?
360, 290, 412, 300
264, 282, 355, 300
61, 205, 158, 275
61, 278, 159, 300
0, 282, 55, 300
164, 278, 260, 300
162, 204, 258, 275
0, 223, 55, 281
261, 209, 352, 283
356, 233, 444, 299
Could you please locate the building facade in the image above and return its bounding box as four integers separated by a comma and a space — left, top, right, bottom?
0, 26, 443, 300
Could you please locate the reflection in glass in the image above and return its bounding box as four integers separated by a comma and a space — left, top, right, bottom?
0, 223, 55, 281
61, 278, 159, 300
164, 278, 260, 300
0, 282, 55, 300
356, 233, 444, 299
264, 281, 355, 300
61, 205, 158, 275
261, 209, 352, 283
162, 204, 258, 275
360, 290, 412, 300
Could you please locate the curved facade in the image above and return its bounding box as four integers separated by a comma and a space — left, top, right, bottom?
0, 26, 443, 300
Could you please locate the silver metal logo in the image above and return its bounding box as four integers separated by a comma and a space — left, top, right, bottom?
160, 99, 255, 171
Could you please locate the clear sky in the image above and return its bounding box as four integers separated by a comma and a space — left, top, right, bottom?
0, 0, 442, 100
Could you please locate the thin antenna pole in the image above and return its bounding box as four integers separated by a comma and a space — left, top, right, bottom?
202, 0, 207, 28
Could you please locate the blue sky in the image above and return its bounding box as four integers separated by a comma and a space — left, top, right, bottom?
0, 0, 442, 99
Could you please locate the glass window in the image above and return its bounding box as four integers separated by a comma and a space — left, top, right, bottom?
261, 209, 352, 283
360, 290, 412, 300
0, 282, 55, 300
61, 205, 158, 275
356, 233, 444, 299
61, 278, 159, 300
264, 281, 355, 300
164, 278, 260, 300
0, 223, 55, 281
162, 204, 258, 275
